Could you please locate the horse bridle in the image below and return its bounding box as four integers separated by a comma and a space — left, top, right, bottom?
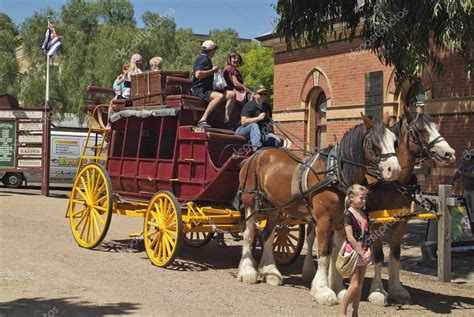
406, 113, 446, 160
363, 131, 398, 178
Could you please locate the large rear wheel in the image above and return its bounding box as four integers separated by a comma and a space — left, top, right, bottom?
143, 191, 183, 267
69, 163, 112, 248
252, 222, 305, 266
273, 223, 305, 265
183, 231, 215, 248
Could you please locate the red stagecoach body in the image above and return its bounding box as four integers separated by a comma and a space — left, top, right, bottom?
100, 71, 249, 205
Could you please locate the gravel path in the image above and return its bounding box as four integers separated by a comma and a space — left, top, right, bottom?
1, 187, 473, 316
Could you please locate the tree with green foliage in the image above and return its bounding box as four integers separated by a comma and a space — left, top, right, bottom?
8, 0, 274, 119
275, 0, 473, 82
240, 45, 274, 101
0, 13, 20, 96
168, 28, 201, 71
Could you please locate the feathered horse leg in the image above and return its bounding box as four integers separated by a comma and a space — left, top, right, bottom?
310, 215, 338, 305
237, 205, 258, 284
302, 222, 317, 281
259, 211, 283, 286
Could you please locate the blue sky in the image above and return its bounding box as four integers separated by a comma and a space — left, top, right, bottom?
0, 0, 277, 39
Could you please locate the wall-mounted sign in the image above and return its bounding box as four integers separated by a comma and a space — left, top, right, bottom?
0, 121, 16, 168
18, 147, 42, 156
365, 71, 384, 120
0, 110, 43, 119
19, 122, 43, 131
19, 134, 43, 143
18, 159, 42, 167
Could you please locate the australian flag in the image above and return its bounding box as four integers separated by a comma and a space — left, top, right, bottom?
41, 21, 62, 56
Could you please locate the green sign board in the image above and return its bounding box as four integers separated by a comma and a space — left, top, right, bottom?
0, 121, 16, 168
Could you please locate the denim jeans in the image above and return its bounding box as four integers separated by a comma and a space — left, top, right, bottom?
236, 123, 281, 151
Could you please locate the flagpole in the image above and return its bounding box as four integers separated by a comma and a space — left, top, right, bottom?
41, 20, 51, 197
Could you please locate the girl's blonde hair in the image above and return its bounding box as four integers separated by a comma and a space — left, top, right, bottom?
344, 184, 368, 209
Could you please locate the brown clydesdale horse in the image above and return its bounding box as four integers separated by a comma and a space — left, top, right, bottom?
366, 106, 455, 306
237, 115, 401, 305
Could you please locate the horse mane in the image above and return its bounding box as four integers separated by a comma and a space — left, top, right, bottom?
338, 117, 385, 187
390, 112, 435, 137
416, 112, 436, 131
338, 124, 366, 187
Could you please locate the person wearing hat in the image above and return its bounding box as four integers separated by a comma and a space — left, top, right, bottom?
130, 53, 143, 75
235, 85, 282, 151
452, 149, 474, 221
192, 40, 235, 128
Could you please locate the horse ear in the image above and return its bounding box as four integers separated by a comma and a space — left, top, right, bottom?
403, 105, 414, 123
383, 112, 390, 126
361, 113, 373, 129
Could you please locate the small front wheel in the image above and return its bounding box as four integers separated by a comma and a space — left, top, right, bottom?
143, 191, 183, 267
69, 163, 113, 249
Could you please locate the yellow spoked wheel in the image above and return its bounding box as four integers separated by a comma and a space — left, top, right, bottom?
183, 231, 215, 248
273, 224, 305, 265
69, 163, 112, 249
144, 191, 183, 267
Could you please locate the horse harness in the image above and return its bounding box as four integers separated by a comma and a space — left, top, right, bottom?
237, 136, 395, 223
407, 113, 447, 161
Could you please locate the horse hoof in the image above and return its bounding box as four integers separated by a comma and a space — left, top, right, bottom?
238, 270, 258, 284
337, 289, 347, 303
260, 265, 283, 286
238, 264, 258, 284
388, 285, 411, 305
263, 274, 283, 286
311, 286, 338, 306
368, 291, 388, 306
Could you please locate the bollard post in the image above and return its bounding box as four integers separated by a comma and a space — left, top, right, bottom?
437, 184, 452, 282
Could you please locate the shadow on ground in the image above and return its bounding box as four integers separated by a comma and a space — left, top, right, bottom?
0, 297, 139, 316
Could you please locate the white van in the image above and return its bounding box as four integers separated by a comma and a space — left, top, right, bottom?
0, 130, 105, 188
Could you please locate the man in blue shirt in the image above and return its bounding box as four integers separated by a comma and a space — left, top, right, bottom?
192, 40, 236, 128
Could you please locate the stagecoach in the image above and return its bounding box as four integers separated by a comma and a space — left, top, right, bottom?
65, 71, 305, 267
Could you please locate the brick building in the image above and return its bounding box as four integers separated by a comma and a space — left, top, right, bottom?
256, 33, 473, 194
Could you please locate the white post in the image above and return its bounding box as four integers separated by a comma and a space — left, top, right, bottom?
45, 54, 50, 102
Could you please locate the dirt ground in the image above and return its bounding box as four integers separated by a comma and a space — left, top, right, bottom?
1, 186, 473, 316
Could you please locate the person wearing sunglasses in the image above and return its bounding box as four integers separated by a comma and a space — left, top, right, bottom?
235, 85, 282, 151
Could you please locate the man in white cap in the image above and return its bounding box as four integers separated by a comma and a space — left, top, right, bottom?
192, 40, 235, 128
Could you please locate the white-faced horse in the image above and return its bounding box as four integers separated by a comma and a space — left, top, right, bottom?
366, 107, 455, 305
237, 115, 401, 305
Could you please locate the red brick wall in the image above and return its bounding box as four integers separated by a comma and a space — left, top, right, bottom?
430, 52, 473, 98
271, 38, 473, 195
273, 38, 394, 112
326, 119, 362, 145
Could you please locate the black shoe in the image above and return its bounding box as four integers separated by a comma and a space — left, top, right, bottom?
197, 120, 211, 128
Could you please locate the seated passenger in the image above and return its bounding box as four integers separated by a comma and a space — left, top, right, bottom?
149, 56, 163, 71
235, 85, 282, 151
191, 40, 235, 128
223, 51, 249, 104
113, 61, 130, 99
129, 53, 143, 75
108, 61, 131, 127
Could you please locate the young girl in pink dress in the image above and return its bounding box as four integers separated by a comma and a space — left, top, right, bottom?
340, 184, 372, 317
